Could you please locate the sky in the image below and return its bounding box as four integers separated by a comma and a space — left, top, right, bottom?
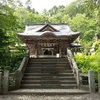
22, 0, 75, 13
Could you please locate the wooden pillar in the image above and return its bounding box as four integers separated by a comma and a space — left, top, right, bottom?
98, 72, 100, 94
36, 42, 38, 58
3, 70, 9, 93
59, 42, 61, 58
57, 43, 59, 53
27, 44, 36, 58
88, 70, 95, 93
34, 42, 39, 58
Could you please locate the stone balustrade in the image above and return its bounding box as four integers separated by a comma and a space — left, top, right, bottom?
67, 49, 80, 88
79, 71, 95, 93
15, 56, 29, 89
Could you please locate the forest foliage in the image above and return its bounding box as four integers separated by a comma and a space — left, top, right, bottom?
0, 0, 100, 74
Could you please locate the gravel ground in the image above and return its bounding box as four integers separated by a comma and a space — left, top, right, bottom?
0, 94, 100, 100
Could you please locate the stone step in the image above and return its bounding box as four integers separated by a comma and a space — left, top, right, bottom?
25, 71, 73, 73
27, 65, 71, 68
28, 65, 70, 68
9, 89, 90, 95
25, 69, 73, 73
24, 73, 74, 76
26, 67, 71, 71
19, 58, 78, 90
21, 80, 76, 84
20, 84, 78, 89
28, 60, 69, 63
26, 67, 71, 70
22, 76, 75, 80
29, 58, 68, 61
28, 62, 69, 64
27, 64, 71, 67
23, 76, 75, 79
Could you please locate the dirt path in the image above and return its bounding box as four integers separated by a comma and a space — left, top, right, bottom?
0, 94, 100, 100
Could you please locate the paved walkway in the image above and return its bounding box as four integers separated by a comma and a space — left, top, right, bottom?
0, 94, 100, 100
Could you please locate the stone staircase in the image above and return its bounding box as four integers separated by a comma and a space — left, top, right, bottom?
20, 58, 78, 89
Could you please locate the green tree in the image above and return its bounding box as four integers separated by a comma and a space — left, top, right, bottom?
61, 15, 70, 23
64, 0, 85, 18
83, 0, 100, 33
44, 5, 65, 17
49, 13, 62, 23
70, 14, 96, 43
0, 0, 20, 71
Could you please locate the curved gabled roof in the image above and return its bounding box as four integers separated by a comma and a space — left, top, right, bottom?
17, 24, 80, 37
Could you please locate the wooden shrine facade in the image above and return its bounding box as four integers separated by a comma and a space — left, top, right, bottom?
17, 24, 80, 58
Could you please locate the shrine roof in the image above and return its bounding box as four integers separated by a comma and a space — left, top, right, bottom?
17, 24, 80, 37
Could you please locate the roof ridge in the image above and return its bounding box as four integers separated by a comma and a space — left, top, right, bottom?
27, 23, 69, 26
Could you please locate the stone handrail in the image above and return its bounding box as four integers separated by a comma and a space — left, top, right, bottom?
67, 49, 80, 88
17, 57, 28, 72
15, 53, 29, 89
80, 73, 88, 77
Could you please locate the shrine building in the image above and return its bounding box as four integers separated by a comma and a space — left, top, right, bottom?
17, 24, 80, 58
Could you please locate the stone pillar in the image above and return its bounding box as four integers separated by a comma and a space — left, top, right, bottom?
77, 69, 80, 89
88, 70, 95, 93
0, 72, 2, 94
98, 72, 100, 94
3, 70, 9, 93
15, 70, 22, 89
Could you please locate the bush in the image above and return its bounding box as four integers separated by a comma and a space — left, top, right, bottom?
74, 51, 100, 80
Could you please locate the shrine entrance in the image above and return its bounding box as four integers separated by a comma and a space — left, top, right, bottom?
43, 48, 54, 56
44, 50, 52, 55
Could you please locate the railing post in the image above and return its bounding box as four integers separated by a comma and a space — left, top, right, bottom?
76, 69, 80, 89
3, 70, 9, 93
98, 72, 100, 94
15, 70, 22, 89
88, 70, 95, 93
78, 69, 82, 88
0, 72, 2, 94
